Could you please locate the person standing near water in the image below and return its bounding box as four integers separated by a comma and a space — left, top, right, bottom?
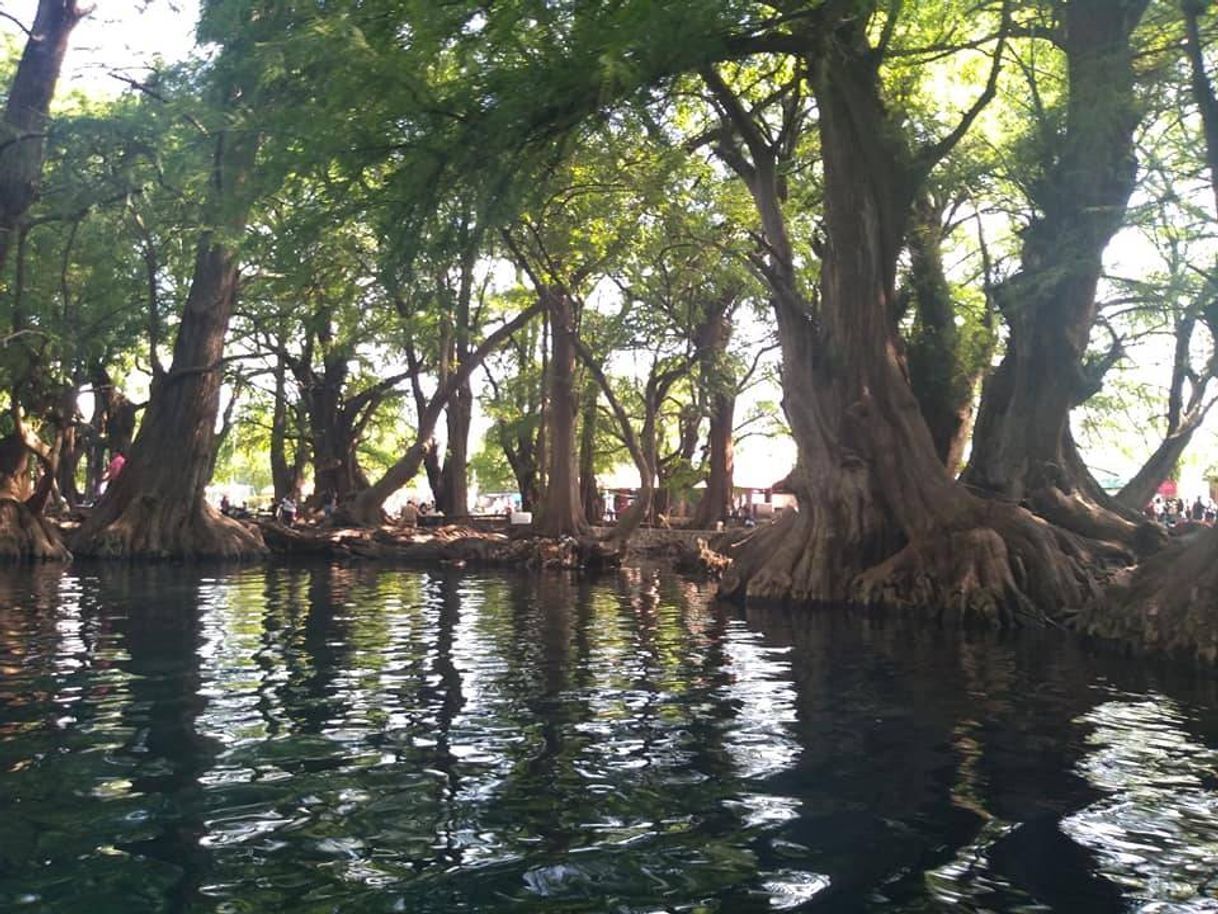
100, 451, 125, 494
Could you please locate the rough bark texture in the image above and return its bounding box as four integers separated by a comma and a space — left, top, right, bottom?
73, 232, 266, 558
709, 11, 1104, 623
964, 0, 1151, 538
73, 125, 266, 559
901, 193, 991, 475
0, 0, 85, 274
691, 312, 735, 529
0, 435, 68, 560
535, 288, 589, 537
1087, 526, 1218, 663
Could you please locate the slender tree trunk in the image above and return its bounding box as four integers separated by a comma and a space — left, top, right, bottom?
343, 302, 543, 525
578, 379, 600, 523
438, 248, 476, 518
73, 126, 265, 558
0, 1, 83, 560
270, 353, 296, 501
692, 391, 734, 529
535, 288, 589, 537
691, 312, 735, 529
439, 383, 472, 517
0, 0, 85, 275
964, 0, 1151, 546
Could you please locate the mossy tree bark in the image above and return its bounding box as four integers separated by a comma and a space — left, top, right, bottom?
900, 192, 994, 476
712, 7, 1106, 622
963, 0, 1152, 548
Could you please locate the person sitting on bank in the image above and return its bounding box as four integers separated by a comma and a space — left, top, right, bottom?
400, 499, 419, 528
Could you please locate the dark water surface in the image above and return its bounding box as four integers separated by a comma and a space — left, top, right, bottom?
1, 564, 1216, 913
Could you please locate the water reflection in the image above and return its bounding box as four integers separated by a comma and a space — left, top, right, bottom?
0, 564, 1215, 912
1063, 694, 1218, 910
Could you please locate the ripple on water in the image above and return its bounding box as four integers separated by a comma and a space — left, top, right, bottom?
0, 566, 1217, 913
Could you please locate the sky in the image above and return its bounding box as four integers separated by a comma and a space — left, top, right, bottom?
2, 1, 201, 95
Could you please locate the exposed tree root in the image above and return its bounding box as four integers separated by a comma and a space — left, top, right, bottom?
0, 498, 71, 562
720, 500, 1117, 628
72, 496, 266, 560
1080, 526, 1218, 663
1027, 484, 1164, 559
852, 503, 1106, 627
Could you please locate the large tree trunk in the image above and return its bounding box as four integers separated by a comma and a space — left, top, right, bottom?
73, 233, 265, 557
73, 126, 265, 558
0, 1, 85, 275
535, 288, 589, 537
709, 17, 1105, 622
304, 380, 366, 505
0, 434, 68, 560
963, 0, 1151, 545
1087, 525, 1218, 663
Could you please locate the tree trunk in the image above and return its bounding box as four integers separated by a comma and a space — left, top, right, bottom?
1086, 526, 1218, 663
578, 379, 600, 523
73, 232, 265, 557
691, 312, 735, 529
438, 381, 472, 517
0, 433, 68, 560
692, 391, 734, 529
902, 193, 992, 475
963, 0, 1151, 542
269, 353, 300, 501
535, 288, 589, 537
0, 0, 85, 275
343, 301, 543, 525
73, 126, 265, 558
438, 246, 476, 518
707, 20, 1105, 622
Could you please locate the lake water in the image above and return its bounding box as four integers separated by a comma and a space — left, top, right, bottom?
0, 563, 1216, 913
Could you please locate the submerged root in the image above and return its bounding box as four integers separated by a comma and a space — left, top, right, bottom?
0, 498, 71, 562
73, 495, 266, 560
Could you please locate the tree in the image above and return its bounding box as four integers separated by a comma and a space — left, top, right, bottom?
963, 0, 1154, 548
72, 2, 285, 557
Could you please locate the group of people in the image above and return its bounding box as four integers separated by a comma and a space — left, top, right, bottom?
1145, 494, 1217, 527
